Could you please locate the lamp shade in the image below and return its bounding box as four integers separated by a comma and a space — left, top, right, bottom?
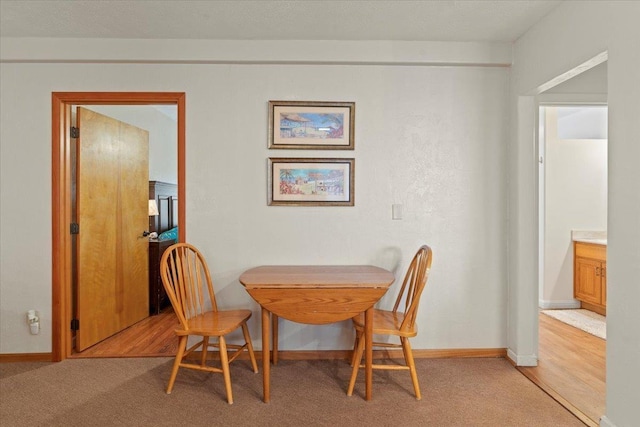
148, 200, 159, 216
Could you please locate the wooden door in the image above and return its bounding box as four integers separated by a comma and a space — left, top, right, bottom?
574, 257, 602, 305
76, 107, 150, 351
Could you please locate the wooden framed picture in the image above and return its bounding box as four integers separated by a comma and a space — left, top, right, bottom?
268, 101, 355, 150
268, 158, 355, 206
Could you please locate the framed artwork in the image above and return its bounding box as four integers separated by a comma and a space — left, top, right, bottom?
268, 100, 355, 150
268, 158, 355, 206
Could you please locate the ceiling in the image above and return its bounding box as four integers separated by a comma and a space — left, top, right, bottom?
0, 0, 562, 43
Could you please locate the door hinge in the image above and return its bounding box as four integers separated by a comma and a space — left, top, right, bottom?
70, 126, 80, 138
70, 319, 80, 331
70, 223, 80, 235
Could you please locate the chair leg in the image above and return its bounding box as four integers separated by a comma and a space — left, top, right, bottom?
218, 336, 233, 404
167, 335, 187, 394
271, 314, 279, 365
241, 323, 259, 373
401, 337, 421, 400
350, 330, 361, 367
201, 336, 210, 366
347, 331, 365, 396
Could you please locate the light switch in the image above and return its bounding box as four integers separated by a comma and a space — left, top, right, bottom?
392, 204, 403, 220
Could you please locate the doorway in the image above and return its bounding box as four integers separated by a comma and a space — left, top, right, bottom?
52, 92, 186, 361
535, 104, 607, 425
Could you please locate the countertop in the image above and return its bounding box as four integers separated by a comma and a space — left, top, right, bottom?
573, 238, 607, 245
572, 230, 607, 246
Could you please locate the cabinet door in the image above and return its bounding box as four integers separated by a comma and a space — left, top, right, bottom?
575, 257, 602, 305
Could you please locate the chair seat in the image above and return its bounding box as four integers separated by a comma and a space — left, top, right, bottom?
352, 309, 417, 337
177, 309, 253, 336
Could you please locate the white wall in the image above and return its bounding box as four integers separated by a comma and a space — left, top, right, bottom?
542, 107, 607, 306
545, 61, 608, 95
510, 2, 640, 425
0, 41, 509, 355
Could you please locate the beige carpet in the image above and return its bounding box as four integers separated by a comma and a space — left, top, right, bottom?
1, 357, 583, 426
541, 309, 606, 339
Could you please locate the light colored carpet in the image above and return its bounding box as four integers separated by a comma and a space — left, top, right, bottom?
541, 309, 606, 339
0, 357, 584, 426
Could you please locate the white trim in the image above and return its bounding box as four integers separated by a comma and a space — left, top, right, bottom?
0, 38, 512, 66
507, 349, 538, 367
538, 93, 607, 105
538, 299, 581, 310
599, 415, 616, 427
536, 51, 608, 94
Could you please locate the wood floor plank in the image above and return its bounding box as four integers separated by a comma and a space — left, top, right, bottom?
71, 308, 179, 358
519, 312, 606, 425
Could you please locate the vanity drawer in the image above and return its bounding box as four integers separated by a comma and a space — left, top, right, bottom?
575, 242, 606, 260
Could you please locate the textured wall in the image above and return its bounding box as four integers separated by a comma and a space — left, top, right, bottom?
0, 54, 509, 354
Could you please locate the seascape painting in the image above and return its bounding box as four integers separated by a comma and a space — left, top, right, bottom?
278, 167, 345, 197
279, 112, 345, 140
268, 101, 355, 149
268, 158, 355, 206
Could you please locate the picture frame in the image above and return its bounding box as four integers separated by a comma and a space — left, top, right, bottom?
268, 158, 355, 206
268, 100, 355, 150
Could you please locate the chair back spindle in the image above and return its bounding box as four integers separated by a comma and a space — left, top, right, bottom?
161, 243, 218, 329
392, 245, 432, 333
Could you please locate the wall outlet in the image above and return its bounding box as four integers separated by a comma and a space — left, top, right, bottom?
27, 310, 40, 335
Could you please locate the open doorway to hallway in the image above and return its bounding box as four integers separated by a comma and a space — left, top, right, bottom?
532, 102, 607, 426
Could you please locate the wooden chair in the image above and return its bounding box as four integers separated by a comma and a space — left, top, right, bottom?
160, 243, 258, 404
347, 245, 433, 399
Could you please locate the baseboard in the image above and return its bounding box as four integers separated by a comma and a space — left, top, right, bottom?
581, 301, 606, 316
188, 348, 507, 361
599, 415, 616, 427
538, 299, 581, 310
0, 353, 53, 363
269, 348, 506, 361
2, 348, 507, 363
507, 348, 537, 366
411, 348, 506, 358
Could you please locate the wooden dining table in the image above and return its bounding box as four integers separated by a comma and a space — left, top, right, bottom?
239, 265, 394, 402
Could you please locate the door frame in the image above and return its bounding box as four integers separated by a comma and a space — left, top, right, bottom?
52, 92, 186, 361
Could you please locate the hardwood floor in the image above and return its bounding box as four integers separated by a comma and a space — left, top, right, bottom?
518, 312, 606, 427
71, 307, 179, 358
